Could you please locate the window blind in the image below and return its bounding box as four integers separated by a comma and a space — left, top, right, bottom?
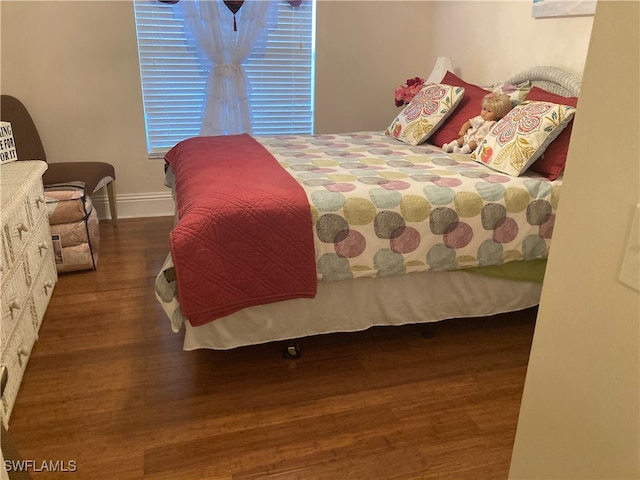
133, 0, 315, 157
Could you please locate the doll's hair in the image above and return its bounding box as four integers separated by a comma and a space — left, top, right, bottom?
481, 93, 512, 119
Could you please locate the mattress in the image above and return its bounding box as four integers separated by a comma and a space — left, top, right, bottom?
161, 260, 543, 351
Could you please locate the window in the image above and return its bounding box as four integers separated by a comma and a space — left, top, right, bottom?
133, 0, 315, 157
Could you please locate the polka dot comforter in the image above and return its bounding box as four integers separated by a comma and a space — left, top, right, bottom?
258, 132, 560, 282
160, 131, 560, 326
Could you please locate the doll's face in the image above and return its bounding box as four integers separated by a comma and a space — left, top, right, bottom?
480, 105, 499, 122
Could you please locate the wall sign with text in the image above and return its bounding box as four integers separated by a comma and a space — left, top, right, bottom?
0, 121, 18, 164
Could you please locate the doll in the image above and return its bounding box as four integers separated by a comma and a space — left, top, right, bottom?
442, 93, 512, 154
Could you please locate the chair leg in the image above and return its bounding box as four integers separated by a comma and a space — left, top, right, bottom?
106, 180, 117, 226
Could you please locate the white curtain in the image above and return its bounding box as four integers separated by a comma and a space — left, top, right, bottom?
178, 0, 278, 136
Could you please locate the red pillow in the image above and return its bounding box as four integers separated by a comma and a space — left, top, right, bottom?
523, 86, 579, 180
428, 71, 489, 148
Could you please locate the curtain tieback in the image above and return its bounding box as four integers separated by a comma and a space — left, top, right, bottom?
214, 64, 242, 78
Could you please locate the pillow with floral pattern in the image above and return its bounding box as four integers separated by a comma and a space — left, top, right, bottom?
470, 100, 576, 176
386, 83, 465, 146
524, 86, 579, 180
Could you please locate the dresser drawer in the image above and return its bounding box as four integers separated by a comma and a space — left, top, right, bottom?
26, 180, 48, 228
31, 249, 57, 334
0, 256, 30, 347
0, 302, 38, 427
1, 202, 31, 269
1, 181, 47, 273
0, 225, 11, 277
24, 216, 53, 283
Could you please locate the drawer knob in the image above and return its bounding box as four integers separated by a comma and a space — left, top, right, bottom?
44, 280, 54, 294
8, 299, 20, 312
0, 365, 7, 397
35, 195, 46, 206
17, 345, 30, 367
38, 241, 49, 255
16, 223, 29, 237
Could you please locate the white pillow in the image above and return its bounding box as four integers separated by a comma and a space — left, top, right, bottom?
471, 100, 576, 176
386, 83, 465, 146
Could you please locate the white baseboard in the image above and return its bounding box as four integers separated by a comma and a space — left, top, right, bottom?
91, 190, 175, 220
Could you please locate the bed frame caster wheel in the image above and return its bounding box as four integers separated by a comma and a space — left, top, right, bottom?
421, 324, 435, 339
283, 341, 301, 359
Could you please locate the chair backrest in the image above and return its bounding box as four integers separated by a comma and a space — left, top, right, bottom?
0, 95, 47, 162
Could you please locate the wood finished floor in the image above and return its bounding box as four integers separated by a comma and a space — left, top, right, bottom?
7, 216, 537, 480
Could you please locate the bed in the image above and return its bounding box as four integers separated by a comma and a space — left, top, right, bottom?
155, 66, 581, 354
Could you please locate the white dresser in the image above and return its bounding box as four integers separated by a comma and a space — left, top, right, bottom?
1, 161, 57, 427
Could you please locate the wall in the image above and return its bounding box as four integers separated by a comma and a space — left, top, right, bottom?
426, 1, 594, 85
0, 1, 174, 218
313, 1, 436, 134
509, 1, 640, 478
314, 0, 593, 134
1, 1, 593, 218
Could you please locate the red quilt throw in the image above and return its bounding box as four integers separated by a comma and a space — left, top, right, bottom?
165, 134, 317, 326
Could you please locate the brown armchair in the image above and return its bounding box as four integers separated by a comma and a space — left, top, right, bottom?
1, 95, 117, 225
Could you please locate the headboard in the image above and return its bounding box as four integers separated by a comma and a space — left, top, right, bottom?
505, 66, 582, 97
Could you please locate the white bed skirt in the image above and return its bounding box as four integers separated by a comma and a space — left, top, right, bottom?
180, 269, 541, 351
